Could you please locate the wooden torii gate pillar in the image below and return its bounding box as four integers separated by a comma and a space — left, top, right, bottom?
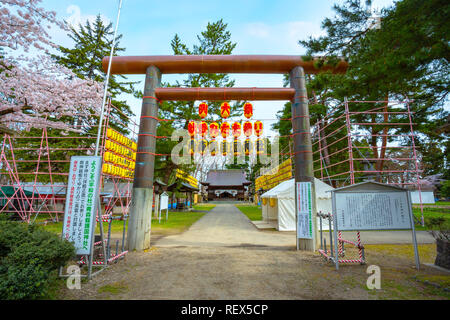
102, 55, 348, 251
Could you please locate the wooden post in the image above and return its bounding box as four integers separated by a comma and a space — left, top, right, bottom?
154, 193, 160, 219
127, 65, 161, 251
290, 66, 318, 252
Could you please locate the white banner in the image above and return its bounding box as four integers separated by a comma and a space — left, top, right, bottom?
62, 156, 102, 255
296, 182, 313, 239
334, 192, 411, 230
160, 194, 169, 211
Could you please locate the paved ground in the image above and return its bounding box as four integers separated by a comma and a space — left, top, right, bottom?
156, 203, 295, 248
61, 204, 447, 300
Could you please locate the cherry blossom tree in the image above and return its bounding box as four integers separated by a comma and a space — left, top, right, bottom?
0, 0, 103, 133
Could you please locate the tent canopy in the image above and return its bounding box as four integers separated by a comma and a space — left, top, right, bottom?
259, 178, 334, 231
261, 178, 333, 200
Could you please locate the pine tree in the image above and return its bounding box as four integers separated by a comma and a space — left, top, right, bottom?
52, 15, 138, 134
272, 0, 449, 182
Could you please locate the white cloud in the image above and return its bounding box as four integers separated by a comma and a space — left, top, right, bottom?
237, 20, 325, 54
65, 5, 110, 28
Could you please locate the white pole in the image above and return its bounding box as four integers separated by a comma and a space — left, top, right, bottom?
94, 0, 124, 156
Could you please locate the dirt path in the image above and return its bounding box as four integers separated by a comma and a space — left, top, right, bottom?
61, 204, 449, 300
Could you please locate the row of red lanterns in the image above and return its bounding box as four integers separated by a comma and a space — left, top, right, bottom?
188, 120, 263, 138
198, 102, 253, 119
188, 138, 266, 156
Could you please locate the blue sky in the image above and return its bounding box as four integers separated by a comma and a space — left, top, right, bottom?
42, 0, 396, 136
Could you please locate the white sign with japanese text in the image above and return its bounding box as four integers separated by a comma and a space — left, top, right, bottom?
296, 182, 313, 239
62, 156, 102, 255
160, 194, 169, 211
334, 192, 411, 231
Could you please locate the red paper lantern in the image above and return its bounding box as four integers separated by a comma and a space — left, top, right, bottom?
189, 138, 196, 155
200, 139, 208, 155
188, 121, 196, 136
244, 102, 253, 119
221, 122, 230, 138
256, 138, 265, 155
233, 139, 241, 156
243, 121, 252, 137
244, 139, 252, 156
209, 139, 218, 156
254, 120, 263, 137
220, 102, 231, 118
221, 140, 228, 156
232, 122, 241, 138
210, 122, 219, 138
200, 121, 208, 137
198, 102, 208, 119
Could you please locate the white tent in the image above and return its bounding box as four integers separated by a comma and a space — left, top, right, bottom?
260, 178, 334, 231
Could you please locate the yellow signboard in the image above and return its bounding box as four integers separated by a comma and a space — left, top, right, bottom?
176, 169, 199, 189
255, 158, 292, 191
103, 128, 137, 179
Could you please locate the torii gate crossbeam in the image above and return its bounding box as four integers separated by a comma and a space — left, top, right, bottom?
101, 55, 348, 252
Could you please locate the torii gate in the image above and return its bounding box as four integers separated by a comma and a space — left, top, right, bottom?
102, 55, 348, 252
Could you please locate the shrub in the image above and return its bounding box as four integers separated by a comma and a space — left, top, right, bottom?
0, 219, 74, 300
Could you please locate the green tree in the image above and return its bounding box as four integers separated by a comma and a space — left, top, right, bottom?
294, 0, 449, 182
52, 15, 138, 134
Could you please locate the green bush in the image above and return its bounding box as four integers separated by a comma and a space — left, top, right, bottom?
0, 219, 74, 300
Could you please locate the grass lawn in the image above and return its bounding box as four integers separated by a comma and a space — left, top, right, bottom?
34, 204, 216, 237
413, 206, 450, 231
151, 208, 212, 236
416, 201, 450, 206
193, 204, 216, 211
235, 204, 262, 221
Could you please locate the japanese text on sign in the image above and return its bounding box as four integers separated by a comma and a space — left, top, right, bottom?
62, 156, 102, 255
296, 182, 313, 239
334, 192, 411, 231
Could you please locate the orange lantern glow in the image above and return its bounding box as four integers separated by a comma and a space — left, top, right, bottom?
188, 121, 196, 136
200, 139, 208, 155
209, 139, 218, 156
198, 102, 208, 119
189, 138, 196, 155
232, 122, 241, 138
254, 120, 263, 137
221, 122, 230, 138
220, 102, 231, 118
244, 139, 252, 156
200, 121, 208, 136
221, 140, 228, 156
243, 121, 252, 137
243, 102, 253, 119
209, 122, 219, 138
233, 139, 241, 156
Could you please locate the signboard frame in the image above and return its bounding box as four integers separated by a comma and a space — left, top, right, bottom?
61, 156, 102, 255
329, 181, 420, 270
159, 192, 169, 222
295, 181, 314, 244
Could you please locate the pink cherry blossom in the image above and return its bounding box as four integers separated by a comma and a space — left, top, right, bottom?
0, 0, 104, 132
